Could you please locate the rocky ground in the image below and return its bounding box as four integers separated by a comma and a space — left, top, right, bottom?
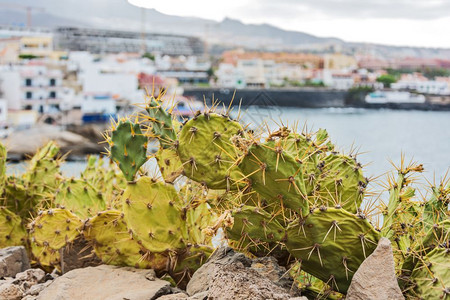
0, 238, 404, 300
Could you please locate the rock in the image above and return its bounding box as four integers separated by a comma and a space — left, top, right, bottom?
207, 262, 293, 300
0, 246, 31, 278
36, 265, 172, 300
187, 247, 300, 300
14, 269, 45, 284
347, 237, 404, 300
156, 293, 188, 299
0, 281, 23, 300
26, 281, 53, 296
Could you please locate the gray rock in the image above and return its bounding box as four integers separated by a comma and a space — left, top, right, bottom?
156, 293, 189, 299
186, 247, 251, 296
347, 237, 404, 300
26, 281, 53, 296
187, 247, 300, 300
15, 269, 45, 284
0, 246, 30, 278
0, 281, 23, 300
37, 265, 172, 300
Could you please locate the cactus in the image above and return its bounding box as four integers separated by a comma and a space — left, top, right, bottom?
54, 178, 106, 219
84, 210, 169, 270
155, 147, 183, 183
30, 242, 61, 269
107, 119, 148, 181
0, 207, 27, 248
177, 113, 243, 190
29, 208, 82, 250
285, 208, 380, 292
145, 95, 177, 149
121, 176, 188, 253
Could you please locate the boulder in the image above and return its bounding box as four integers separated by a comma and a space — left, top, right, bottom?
347, 237, 404, 300
37, 265, 172, 300
186, 247, 301, 300
0, 246, 30, 278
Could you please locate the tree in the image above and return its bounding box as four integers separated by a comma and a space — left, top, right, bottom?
376, 74, 397, 88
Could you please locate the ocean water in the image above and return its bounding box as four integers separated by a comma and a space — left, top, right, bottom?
8, 108, 450, 195
235, 107, 450, 184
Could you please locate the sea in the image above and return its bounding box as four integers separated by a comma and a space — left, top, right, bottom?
7, 107, 450, 199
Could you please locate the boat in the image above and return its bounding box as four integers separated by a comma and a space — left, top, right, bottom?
365, 91, 426, 104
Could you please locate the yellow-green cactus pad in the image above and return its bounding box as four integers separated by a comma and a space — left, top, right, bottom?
30, 208, 82, 250
0, 207, 27, 248
177, 113, 243, 190
122, 177, 188, 252
156, 147, 183, 183
54, 178, 106, 219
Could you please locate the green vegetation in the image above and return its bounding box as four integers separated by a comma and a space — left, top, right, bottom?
142, 52, 155, 61
18, 54, 38, 60
376, 74, 397, 88
0, 92, 448, 298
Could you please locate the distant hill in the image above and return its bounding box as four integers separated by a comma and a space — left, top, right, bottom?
1, 0, 449, 58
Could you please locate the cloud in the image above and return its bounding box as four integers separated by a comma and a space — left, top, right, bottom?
249, 0, 450, 20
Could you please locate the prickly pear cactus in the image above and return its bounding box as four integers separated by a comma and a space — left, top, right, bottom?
177, 113, 243, 190
85, 210, 169, 270
54, 178, 106, 219
121, 177, 188, 252
145, 96, 177, 149
0, 207, 27, 248
285, 208, 380, 292
238, 140, 309, 216
108, 119, 148, 181
29, 208, 82, 250
155, 147, 183, 183
30, 242, 61, 269
0, 143, 6, 186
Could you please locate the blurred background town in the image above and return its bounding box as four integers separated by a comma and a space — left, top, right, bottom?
0, 0, 449, 177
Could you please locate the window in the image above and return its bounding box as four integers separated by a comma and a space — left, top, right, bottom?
49, 91, 56, 99
25, 78, 32, 86
49, 78, 56, 86
26, 92, 32, 99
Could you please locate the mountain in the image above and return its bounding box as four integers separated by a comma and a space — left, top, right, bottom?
0, 0, 449, 58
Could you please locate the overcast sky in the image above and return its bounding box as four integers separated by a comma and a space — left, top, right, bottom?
129, 0, 450, 48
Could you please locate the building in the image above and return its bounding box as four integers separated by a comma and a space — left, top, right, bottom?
216, 63, 246, 88
391, 73, 450, 95
323, 53, 357, 70
54, 27, 204, 56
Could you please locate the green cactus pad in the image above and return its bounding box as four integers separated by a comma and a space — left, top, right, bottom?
54, 178, 106, 219
0, 207, 27, 248
2, 177, 39, 219
156, 147, 183, 183
110, 120, 148, 181
226, 205, 286, 253
30, 242, 61, 269
122, 177, 188, 252
186, 202, 216, 245
408, 247, 450, 299
30, 208, 82, 250
145, 96, 177, 149
239, 140, 309, 216
85, 210, 169, 270
313, 154, 366, 213
177, 113, 243, 190
0, 143, 6, 186
285, 208, 380, 292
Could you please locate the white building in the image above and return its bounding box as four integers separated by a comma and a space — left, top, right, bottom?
216, 63, 246, 88
392, 80, 449, 95
322, 70, 355, 90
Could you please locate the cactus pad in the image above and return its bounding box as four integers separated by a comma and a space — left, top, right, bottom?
0, 207, 27, 248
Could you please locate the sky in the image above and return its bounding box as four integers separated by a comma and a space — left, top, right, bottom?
129, 0, 450, 48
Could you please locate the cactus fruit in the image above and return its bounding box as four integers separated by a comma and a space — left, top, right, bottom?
177, 113, 243, 190
285, 208, 380, 292
121, 177, 188, 252
84, 210, 169, 270
29, 208, 82, 250
0, 207, 27, 248
108, 119, 148, 181
54, 178, 106, 219
238, 140, 309, 216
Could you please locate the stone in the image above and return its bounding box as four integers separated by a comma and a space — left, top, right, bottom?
186, 247, 251, 296
347, 237, 404, 300
0, 281, 24, 300
26, 281, 53, 296
37, 265, 172, 300
0, 246, 31, 278
186, 247, 301, 300
156, 293, 188, 299
15, 269, 46, 284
